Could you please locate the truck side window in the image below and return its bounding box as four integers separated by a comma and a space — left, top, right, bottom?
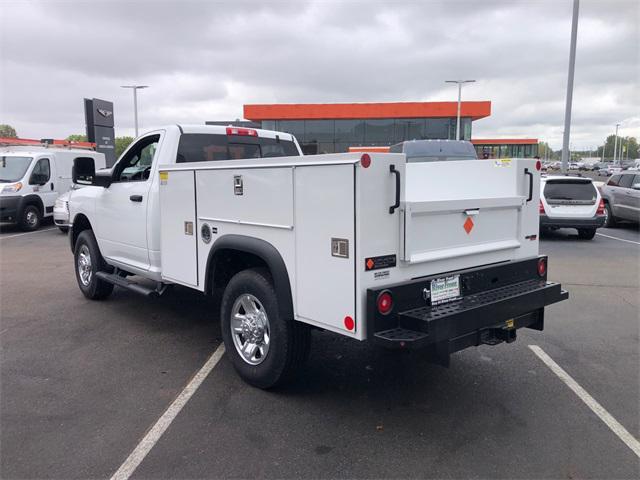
115, 135, 160, 182
29, 158, 50, 185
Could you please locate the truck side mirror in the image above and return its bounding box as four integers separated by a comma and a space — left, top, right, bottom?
72, 157, 96, 185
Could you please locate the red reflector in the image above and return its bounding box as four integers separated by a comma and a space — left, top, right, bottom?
535, 160, 542, 171
377, 291, 393, 315
226, 127, 258, 137
360, 153, 371, 168
537, 258, 547, 277
344, 316, 355, 331
539, 200, 545, 214
596, 199, 605, 215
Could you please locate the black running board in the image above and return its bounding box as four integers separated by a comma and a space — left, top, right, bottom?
95, 271, 167, 297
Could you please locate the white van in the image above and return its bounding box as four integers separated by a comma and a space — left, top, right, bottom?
0, 144, 105, 231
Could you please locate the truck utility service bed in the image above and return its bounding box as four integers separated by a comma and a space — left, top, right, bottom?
159, 153, 566, 351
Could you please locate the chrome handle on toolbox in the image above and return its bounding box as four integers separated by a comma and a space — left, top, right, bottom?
389, 164, 400, 214
524, 168, 533, 202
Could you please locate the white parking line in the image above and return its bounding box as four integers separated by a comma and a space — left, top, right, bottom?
110, 344, 226, 480
0, 227, 57, 240
596, 232, 640, 245
529, 345, 640, 459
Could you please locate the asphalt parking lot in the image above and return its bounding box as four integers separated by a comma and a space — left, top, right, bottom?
1, 221, 639, 479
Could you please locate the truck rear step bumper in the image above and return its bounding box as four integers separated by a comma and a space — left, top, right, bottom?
367, 258, 568, 363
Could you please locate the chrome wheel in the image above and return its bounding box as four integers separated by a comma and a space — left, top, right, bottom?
230, 294, 271, 365
26, 210, 38, 227
603, 205, 609, 227
77, 244, 92, 286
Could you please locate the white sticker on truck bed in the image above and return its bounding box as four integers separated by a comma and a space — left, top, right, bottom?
430, 275, 461, 305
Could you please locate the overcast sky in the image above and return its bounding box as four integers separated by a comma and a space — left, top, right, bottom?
1, 0, 638, 150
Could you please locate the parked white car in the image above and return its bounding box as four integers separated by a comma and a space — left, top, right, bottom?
53, 190, 71, 232
539, 176, 605, 239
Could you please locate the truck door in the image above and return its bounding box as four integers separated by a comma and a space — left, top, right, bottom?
94, 133, 161, 271
29, 157, 57, 216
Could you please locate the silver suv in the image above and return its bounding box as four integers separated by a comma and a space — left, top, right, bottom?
600, 171, 640, 227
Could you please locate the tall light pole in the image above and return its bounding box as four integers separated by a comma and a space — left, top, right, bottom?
445, 79, 476, 140
561, 0, 579, 174
121, 85, 149, 137
613, 123, 620, 165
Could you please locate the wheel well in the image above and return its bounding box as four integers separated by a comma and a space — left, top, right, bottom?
209, 249, 268, 293
71, 214, 92, 250
21, 196, 44, 215
204, 235, 294, 321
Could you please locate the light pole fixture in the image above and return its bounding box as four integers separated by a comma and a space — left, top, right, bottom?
120, 85, 149, 137
445, 79, 476, 140
613, 123, 620, 165
561, 0, 579, 174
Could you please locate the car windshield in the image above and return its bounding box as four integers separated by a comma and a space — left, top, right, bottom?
0, 156, 33, 182
544, 180, 597, 204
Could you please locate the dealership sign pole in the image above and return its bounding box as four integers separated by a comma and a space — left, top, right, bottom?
121, 85, 148, 137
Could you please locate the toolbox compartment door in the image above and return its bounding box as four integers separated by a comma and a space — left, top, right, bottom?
159, 169, 198, 286
401, 159, 529, 264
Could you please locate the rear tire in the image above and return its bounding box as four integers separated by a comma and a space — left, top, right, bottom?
603, 203, 617, 228
74, 230, 114, 300
19, 205, 41, 231
577, 228, 596, 240
221, 268, 310, 389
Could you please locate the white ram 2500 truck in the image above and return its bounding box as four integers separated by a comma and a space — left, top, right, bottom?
68, 125, 567, 388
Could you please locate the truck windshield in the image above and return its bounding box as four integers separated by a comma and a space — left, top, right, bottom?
176, 134, 300, 163
0, 156, 33, 182
544, 180, 597, 204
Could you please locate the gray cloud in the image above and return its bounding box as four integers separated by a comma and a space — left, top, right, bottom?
1, 0, 638, 149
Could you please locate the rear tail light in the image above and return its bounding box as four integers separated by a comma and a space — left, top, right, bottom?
226, 127, 258, 137
360, 153, 371, 168
535, 160, 542, 171
537, 257, 547, 277
539, 200, 546, 214
596, 199, 605, 215
377, 291, 393, 315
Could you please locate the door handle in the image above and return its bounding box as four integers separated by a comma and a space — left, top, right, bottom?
130, 195, 143, 202
524, 168, 533, 202
389, 164, 401, 214
51, 183, 54, 190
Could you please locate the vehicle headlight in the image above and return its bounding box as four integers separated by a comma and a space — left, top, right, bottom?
55, 198, 69, 212
2, 182, 23, 193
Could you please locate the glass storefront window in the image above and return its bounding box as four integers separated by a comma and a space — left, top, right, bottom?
261, 120, 276, 131
424, 118, 450, 139
304, 120, 335, 143
394, 118, 426, 142
277, 120, 305, 142
364, 119, 394, 143
335, 119, 365, 144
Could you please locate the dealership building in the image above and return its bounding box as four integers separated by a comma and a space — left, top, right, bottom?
209, 101, 538, 157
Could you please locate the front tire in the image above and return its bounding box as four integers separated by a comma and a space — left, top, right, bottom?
221, 268, 310, 389
74, 230, 114, 300
19, 205, 41, 231
577, 228, 596, 240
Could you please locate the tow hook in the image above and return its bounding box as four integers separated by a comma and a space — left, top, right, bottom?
480, 327, 517, 345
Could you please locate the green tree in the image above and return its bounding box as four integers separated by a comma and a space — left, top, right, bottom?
66, 134, 88, 142
598, 135, 638, 161
0, 124, 17, 138
115, 136, 134, 158
537, 141, 557, 160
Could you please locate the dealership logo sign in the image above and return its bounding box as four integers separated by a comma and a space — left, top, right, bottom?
97, 108, 113, 118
